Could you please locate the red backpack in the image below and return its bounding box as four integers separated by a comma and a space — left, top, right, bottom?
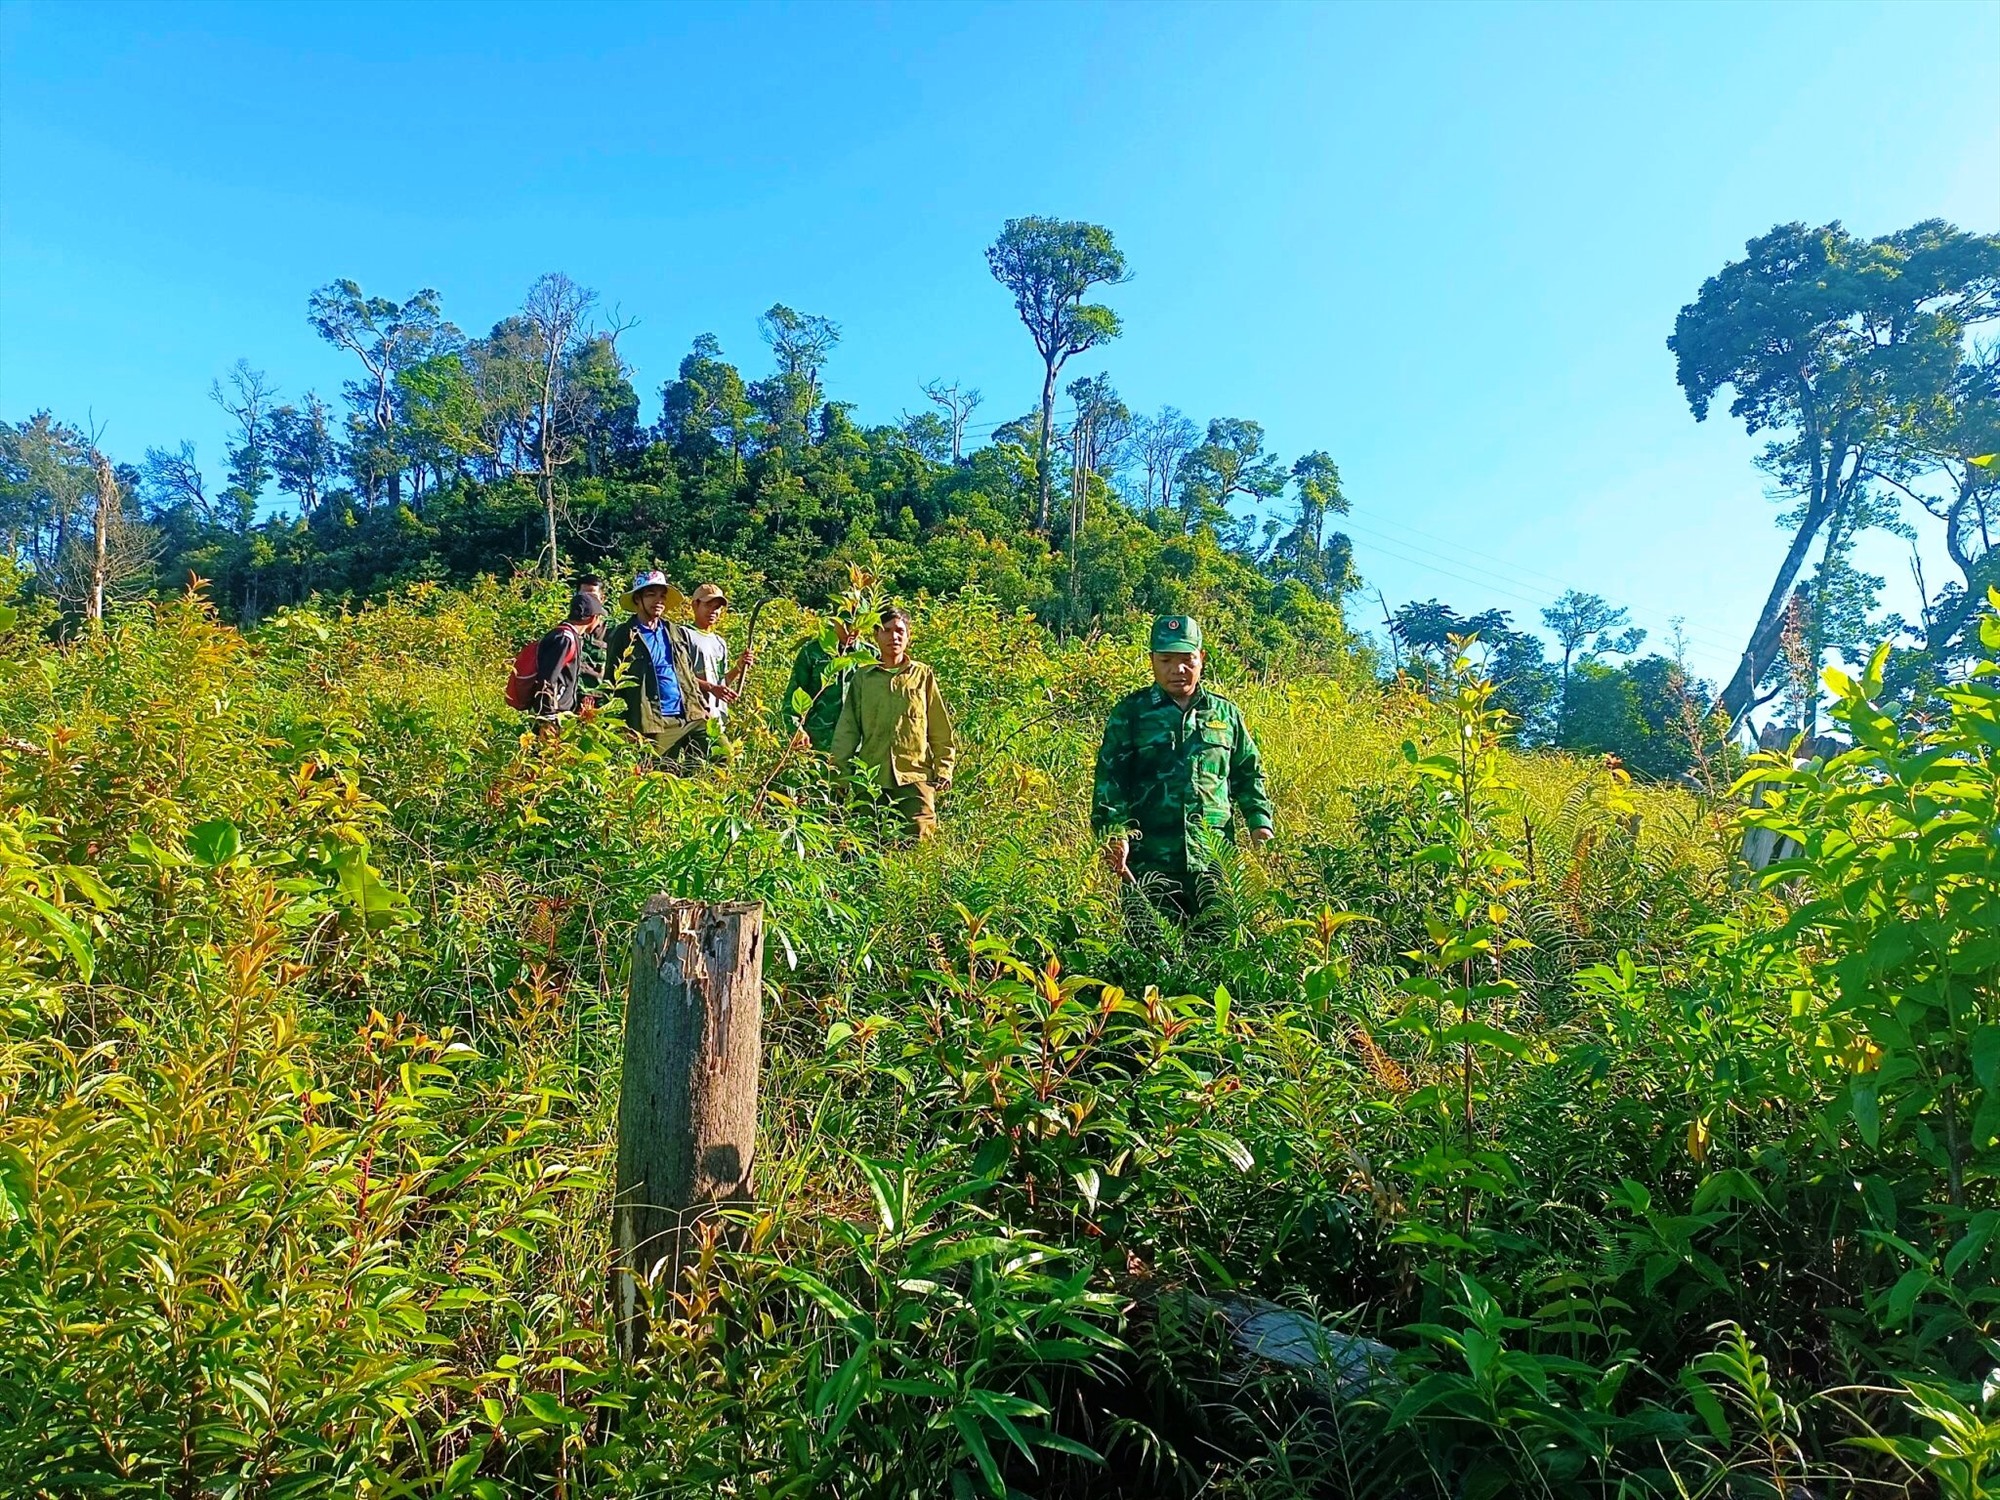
506, 625, 579, 711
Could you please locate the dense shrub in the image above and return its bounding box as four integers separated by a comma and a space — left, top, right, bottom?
1, 580, 1994, 1496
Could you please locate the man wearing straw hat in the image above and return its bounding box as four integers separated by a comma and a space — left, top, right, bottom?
603, 569, 711, 764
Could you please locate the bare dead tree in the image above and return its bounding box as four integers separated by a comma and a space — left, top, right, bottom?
520, 272, 599, 578
923, 379, 984, 462
1132, 407, 1197, 522
72, 431, 156, 625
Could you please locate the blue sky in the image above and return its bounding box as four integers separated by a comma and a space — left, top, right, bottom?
2, 0, 1995, 686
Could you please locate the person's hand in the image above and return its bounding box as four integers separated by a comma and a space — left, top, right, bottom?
1103, 836, 1132, 880
789, 728, 812, 751
935, 776, 952, 794
1250, 827, 1274, 847
740, 647, 757, 669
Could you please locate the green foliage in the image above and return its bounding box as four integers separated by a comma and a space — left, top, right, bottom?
1, 577, 1995, 1497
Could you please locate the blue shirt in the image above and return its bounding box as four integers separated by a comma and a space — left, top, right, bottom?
635, 620, 685, 717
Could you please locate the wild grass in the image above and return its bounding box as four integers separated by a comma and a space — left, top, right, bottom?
1, 576, 1993, 1497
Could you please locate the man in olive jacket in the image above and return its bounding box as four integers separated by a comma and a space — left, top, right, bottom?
603, 570, 711, 764
830, 606, 955, 839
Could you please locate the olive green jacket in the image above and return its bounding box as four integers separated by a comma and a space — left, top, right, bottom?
773, 634, 878, 751
603, 616, 710, 750
830, 660, 956, 790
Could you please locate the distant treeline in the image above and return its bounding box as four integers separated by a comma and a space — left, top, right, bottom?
0, 221, 1359, 670
5, 214, 1994, 778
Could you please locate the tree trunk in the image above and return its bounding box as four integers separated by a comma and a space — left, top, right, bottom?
542, 473, 559, 581
1035, 359, 1058, 532
1716, 442, 1863, 729
88, 451, 117, 624
611, 897, 765, 1361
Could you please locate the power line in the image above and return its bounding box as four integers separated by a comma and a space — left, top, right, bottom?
1337, 511, 1743, 657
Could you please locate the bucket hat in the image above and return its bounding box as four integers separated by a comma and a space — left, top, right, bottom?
622, 569, 672, 614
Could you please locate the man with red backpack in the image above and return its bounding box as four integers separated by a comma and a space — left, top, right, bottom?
507, 592, 606, 725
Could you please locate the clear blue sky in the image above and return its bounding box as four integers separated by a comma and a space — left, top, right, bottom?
3, 0, 1996, 686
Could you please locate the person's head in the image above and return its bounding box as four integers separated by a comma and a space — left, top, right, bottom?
833, 619, 861, 651
568, 592, 606, 629
691, 582, 728, 631
624, 569, 671, 623
1148, 614, 1205, 701
576, 573, 605, 603
874, 606, 912, 665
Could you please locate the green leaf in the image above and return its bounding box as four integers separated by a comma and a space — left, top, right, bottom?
1435, 1020, 1533, 1058
10, 890, 94, 982
188, 818, 242, 868
126, 831, 187, 869
952, 1410, 1004, 1497
1970, 1025, 2000, 1094
853, 1154, 903, 1235
1679, 1372, 1732, 1443
1852, 1081, 1880, 1149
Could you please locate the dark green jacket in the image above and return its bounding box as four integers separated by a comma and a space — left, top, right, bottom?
603, 616, 709, 750
774, 634, 878, 751
1091, 685, 1273, 873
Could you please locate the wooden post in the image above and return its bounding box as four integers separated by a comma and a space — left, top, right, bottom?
611, 896, 764, 1361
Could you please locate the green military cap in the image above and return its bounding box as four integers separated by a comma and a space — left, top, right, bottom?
1149, 613, 1203, 652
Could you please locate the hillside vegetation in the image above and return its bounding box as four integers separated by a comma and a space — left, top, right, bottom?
2, 576, 1996, 1497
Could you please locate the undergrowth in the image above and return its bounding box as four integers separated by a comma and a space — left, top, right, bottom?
1, 575, 1995, 1497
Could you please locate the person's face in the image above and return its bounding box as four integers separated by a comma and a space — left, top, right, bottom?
581, 582, 605, 603
636, 587, 668, 622
1151, 650, 1203, 699
693, 596, 726, 630
875, 616, 911, 664
834, 621, 860, 651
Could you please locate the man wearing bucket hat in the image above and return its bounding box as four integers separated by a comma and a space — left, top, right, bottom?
1091, 612, 1273, 920
602, 569, 711, 763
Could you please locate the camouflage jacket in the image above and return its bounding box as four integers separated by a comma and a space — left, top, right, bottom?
1091, 685, 1273, 872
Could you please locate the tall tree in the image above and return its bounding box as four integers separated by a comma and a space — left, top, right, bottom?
1131, 407, 1197, 522
141, 441, 211, 523
269, 393, 336, 519
985, 217, 1129, 531
1875, 344, 2000, 587
756, 304, 841, 447
307, 280, 457, 510
1668, 219, 2000, 727
566, 333, 641, 476
1540, 589, 1645, 734
923, 379, 983, 462
660, 335, 754, 478
210, 359, 277, 531
1177, 418, 1286, 540
1273, 451, 1352, 596
520, 271, 598, 576
1066, 372, 1130, 481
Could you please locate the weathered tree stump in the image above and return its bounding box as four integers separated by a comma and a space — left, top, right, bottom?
611, 896, 764, 1361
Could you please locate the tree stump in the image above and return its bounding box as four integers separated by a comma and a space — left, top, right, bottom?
611, 896, 764, 1361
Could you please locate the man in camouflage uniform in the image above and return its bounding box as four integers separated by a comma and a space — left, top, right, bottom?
1091, 613, 1273, 920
